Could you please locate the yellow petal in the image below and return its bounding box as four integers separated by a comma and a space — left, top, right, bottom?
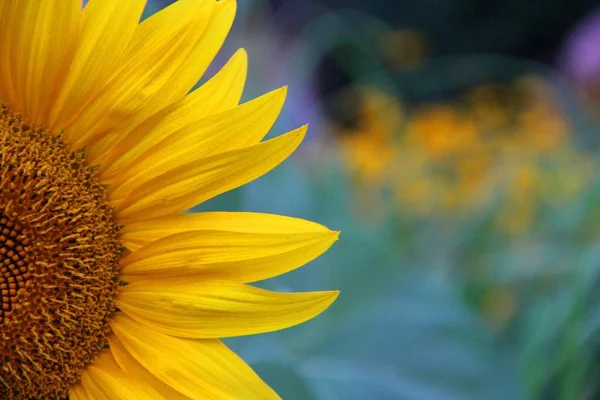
99, 48, 248, 180
108, 86, 287, 199
116, 279, 339, 338
180, 47, 248, 118
110, 335, 191, 400
116, 126, 307, 223
76, 0, 237, 168
69, 382, 91, 400
119, 227, 338, 283
111, 314, 280, 400
84, 0, 238, 166
62, 0, 218, 148
95, 348, 121, 369
0, 2, 19, 105
0, 0, 79, 123
78, 360, 166, 400
121, 211, 331, 252
47, 0, 146, 131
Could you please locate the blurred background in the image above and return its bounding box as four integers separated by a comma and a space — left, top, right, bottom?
150, 1, 600, 398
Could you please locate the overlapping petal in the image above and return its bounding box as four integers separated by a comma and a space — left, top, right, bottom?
110, 314, 280, 400
75, 361, 166, 400
106, 86, 287, 198
116, 279, 339, 338
110, 336, 191, 400
95, 348, 121, 369
99, 48, 249, 180
116, 126, 307, 222
47, 0, 146, 131
83, 0, 238, 165
121, 211, 332, 251
0, 0, 80, 122
119, 227, 337, 283
62, 0, 239, 154
69, 383, 91, 400
63, 0, 214, 147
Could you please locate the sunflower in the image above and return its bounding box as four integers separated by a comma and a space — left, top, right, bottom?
0, 1, 339, 399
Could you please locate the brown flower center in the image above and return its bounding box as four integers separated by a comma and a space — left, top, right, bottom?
0, 102, 121, 399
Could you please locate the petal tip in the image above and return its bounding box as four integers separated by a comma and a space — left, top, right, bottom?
274, 85, 288, 99
324, 289, 341, 303
324, 229, 341, 243
233, 47, 248, 64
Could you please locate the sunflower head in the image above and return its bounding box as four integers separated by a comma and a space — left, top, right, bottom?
0, 103, 123, 398
0, 1, 339, 399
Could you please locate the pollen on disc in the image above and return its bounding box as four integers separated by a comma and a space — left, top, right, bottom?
0, 102, 122, 400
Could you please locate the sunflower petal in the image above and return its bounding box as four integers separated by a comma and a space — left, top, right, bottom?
0, 0, 79, 122
78, 361, 166, 400
84, 0, 238, 165
116, 126, 307, 223
120, 211, 331, 252
108, 86, 287, 199
0, 2, 19, 105
62, 0, 221, 148
119, 228, 338, 283
69, 383, 91, 400
116, 279, 339, 338
110, 335, 191, 400
95, 348, 121, 369
47, 0, 146, 131
99, 48, 248, 179
110, 314, 280, 400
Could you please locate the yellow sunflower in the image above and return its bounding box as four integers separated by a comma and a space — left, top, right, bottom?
0, 1, 339, 399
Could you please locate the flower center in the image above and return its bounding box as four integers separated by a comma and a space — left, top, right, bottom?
0, 103, 122, 400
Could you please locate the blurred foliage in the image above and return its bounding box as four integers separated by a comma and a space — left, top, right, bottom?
317, 65, 600, 400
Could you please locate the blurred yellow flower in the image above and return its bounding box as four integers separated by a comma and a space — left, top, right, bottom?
405, 105, 480, 158
335, 77, 589, 233
336, 86, 403, 184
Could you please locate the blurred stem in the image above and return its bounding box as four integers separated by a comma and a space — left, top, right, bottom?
558, 317, 586, 400
555, 249, 599, 400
